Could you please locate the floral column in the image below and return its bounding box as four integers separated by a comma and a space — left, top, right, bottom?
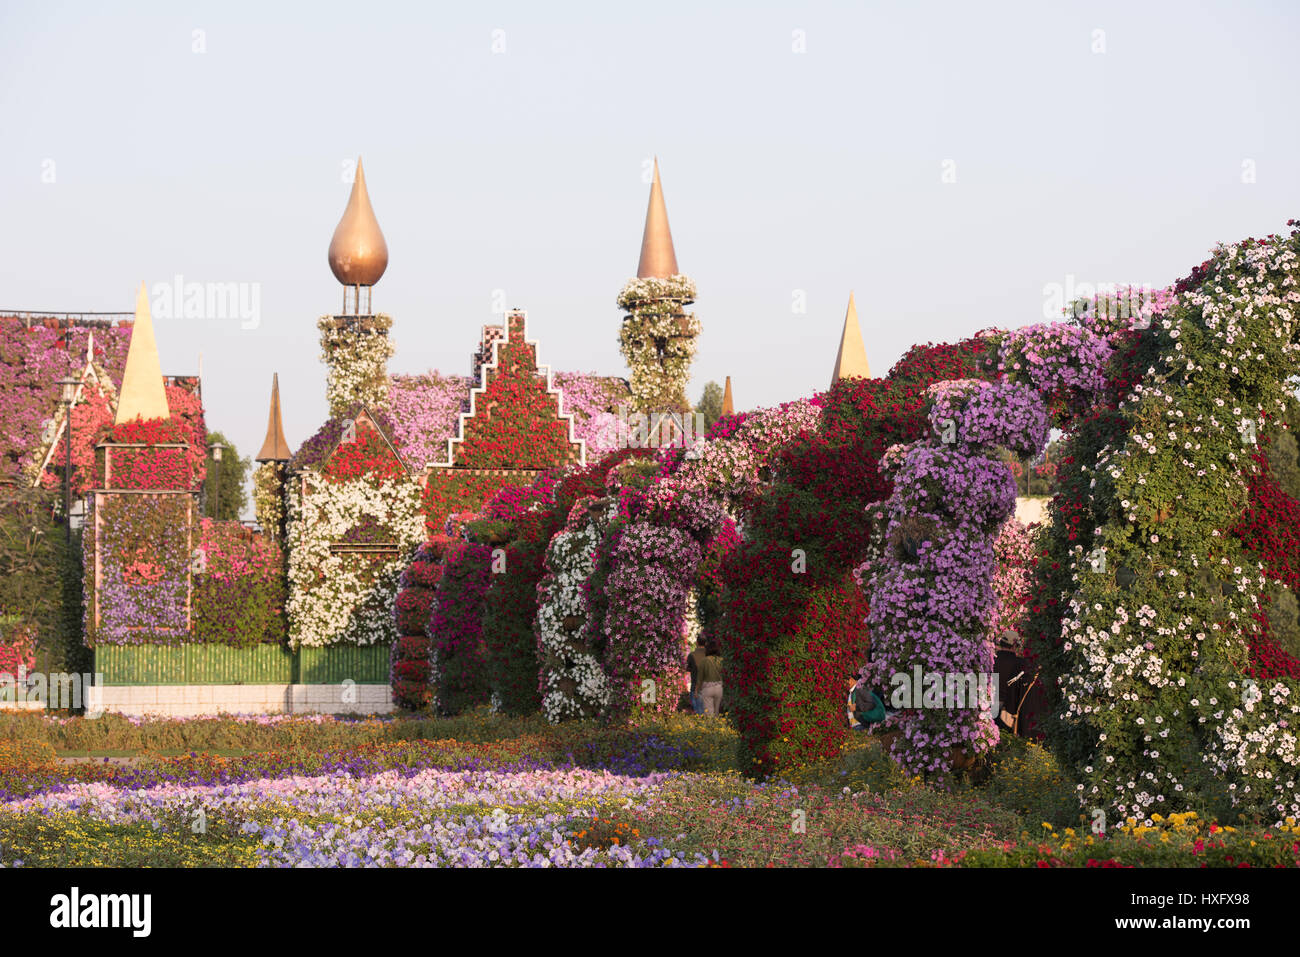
617, 276, 700, 415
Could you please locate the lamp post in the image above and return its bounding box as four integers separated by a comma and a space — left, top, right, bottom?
56, 377, 79, 543
209, 442, 226, 519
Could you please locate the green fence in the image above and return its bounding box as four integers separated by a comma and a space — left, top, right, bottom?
94, 643, 392, 686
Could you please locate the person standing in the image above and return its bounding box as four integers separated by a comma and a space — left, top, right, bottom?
686, 638, 708, 714
698, 640, 724, 716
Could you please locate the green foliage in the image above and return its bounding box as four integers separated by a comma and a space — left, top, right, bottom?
0, 809, 261, 867
1266, 394, 1300, 499
0, 488, 86, 674
694, 381, 724, 431
972, 736, 1080, 827
1266, 581, 1300, 660
201, 430, 250, 520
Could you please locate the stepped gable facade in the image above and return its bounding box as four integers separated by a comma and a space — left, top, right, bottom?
419, 308, 586, 536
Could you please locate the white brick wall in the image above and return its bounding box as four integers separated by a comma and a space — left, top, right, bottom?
0, 700, 45, 712
93, 684, 395, 718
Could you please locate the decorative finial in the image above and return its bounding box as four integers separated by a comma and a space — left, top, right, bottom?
636, 157, 679, 279
256, 373, 292, 462
328, 157, 389, 297
115, 281, 171, 424
830, 291, 871, 387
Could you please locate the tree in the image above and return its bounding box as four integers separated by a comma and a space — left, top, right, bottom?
202, 430, 250, 520
0, 487, 86, 675
695, 381, 724, 432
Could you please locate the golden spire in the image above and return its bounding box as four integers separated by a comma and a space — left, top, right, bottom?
830, 291, 871, 387
115, 281, 171, 425
256, 373, 292, 462
328, 157, 389, 287
721, 376, 734, 416
636, 157, 679, 279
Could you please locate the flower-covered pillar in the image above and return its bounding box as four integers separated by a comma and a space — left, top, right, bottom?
859, 379, 1048, 780
618, 159, 699, 416
318, 314, 394, 418
1016, 226, 1300, 824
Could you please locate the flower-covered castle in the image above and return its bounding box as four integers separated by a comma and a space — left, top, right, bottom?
263, 156, 711, 673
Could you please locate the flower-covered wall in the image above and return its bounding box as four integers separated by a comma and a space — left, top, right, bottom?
85, 492, 193, 646
286, 411, 424, 649
389, 370, 631, 470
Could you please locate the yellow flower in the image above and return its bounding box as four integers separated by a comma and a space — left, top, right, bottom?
1041, 822, 1053, 830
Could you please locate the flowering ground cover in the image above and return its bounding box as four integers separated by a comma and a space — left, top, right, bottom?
2, 713, 1296, 867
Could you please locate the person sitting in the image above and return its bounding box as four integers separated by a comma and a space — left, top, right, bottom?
851, 681, 887, 729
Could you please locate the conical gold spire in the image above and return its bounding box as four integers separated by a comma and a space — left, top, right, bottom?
256, 373, 292, 462
721, 376, 734, 416
830, 291, 871, 387
636, 157, 679, 279
328, 157, 389, 287
115, 282, 171, 424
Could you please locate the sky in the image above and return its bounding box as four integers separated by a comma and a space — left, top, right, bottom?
2, 0, 1298, 510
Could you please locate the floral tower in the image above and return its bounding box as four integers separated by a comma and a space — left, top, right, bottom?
284, 160, 423, 669
617, 158, 700, 415
320, 156, 394, 417
253, 373, 292, 541
85, 283, 206, 647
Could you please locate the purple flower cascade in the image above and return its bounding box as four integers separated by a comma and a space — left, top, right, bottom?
859, 379, 1047, 778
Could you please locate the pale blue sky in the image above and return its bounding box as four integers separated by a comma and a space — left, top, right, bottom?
2, 0, 1298, 491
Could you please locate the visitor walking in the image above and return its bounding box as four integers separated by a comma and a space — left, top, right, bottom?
686, 638, 708, 714
698, 640, 724, 715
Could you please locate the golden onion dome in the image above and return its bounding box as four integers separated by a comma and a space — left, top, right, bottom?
328, 157, 388, 286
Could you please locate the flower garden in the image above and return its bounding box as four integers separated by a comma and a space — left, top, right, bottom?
4, 710, 1299, 867
4, 201, 1300, 870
